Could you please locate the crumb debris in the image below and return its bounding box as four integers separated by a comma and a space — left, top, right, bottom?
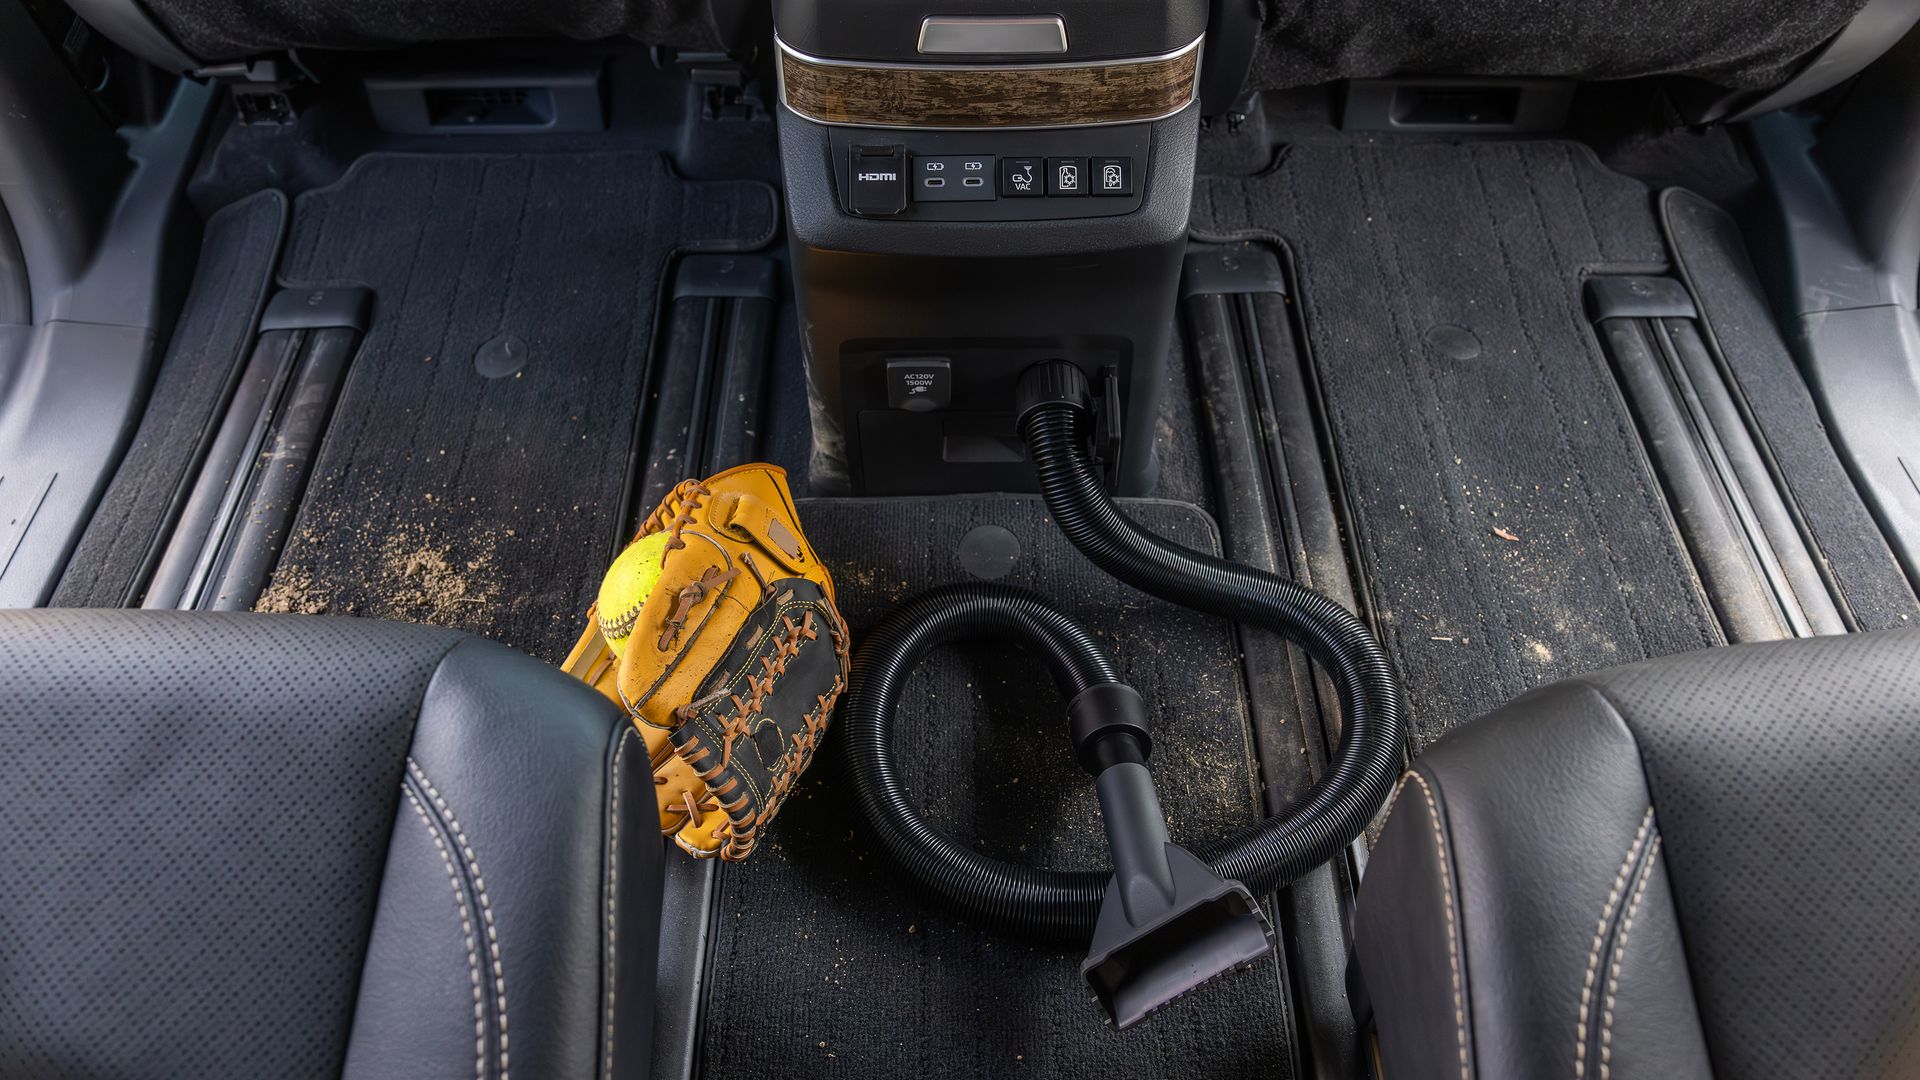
376, 532, 503, 622
255, 565, 328, 615
255, 517, 504, 629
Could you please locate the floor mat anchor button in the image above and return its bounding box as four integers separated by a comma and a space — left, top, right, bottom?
475, 333, 530, 379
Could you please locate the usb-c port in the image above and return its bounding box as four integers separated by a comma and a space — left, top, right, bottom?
962, 177, 984, 187
925, 177, 945, 187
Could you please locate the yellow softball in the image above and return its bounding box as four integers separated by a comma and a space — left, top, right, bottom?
596, 532, 674, 656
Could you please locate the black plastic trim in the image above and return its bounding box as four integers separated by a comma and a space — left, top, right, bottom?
65, 0, 202, 73
259, 285, 373, 332
122, 194, 291, 609
1593, 308, 1795, 641
772, 0, 1207, 64
673, 253, 778, 301
363, 67, 608, 136
1341, 78, 1574, 133
1180, 246, 1289, 298
1584, 276, 1696, 321
143, 307, 363, 612
1729, 0, 1920, 121
1199, 0, 1261, 117
1179, 241, 1374, 1080
196, 326, 357, 610
1587, 270, 1851, 640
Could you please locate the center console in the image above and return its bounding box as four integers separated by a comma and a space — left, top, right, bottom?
773, 0, 1205, 494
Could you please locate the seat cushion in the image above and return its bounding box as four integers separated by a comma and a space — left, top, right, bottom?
0, 611, 660, 1080
1352, 629, 1920, 1080
346, 629, 661, 1080
131, 0, 723, 63
1246, 0, 1872, 92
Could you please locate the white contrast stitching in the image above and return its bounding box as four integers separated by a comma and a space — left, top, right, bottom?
1402, 771, 1469, 1080
409, 758, 511, 1080
404, 786, 486, 1080
604, 727, 634, 1077
1600, 838, 1661, 1080
1576, 807, 1655, 1079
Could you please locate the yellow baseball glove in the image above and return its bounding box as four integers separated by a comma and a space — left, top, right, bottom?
562, 463, 848, 860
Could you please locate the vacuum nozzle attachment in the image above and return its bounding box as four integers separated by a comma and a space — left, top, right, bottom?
1082, 833, 1274, 1029
1071, 685, 1275, 1028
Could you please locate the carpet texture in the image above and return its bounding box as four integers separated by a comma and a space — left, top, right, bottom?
52, 191, 288, 608
254, 152, 776, 661
1661, 188, 1920, 631
1195, 140, 1725, 750
1246, 0, 1868, 92
146, 0, 724, 63
697, 495, 1294, 1080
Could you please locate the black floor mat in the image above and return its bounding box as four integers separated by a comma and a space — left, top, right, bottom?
52, 191, 288, 608
697, 495, 1294, 1080
1660, 188, 1920, 630
253, 153, 777, 661
1194, 141, 1725, 749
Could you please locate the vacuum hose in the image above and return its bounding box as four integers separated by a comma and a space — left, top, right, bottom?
842, 587, 1121, 936
841, 361, 1406, 939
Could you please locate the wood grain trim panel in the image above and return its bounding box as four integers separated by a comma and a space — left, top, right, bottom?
778, 39, 1200, 129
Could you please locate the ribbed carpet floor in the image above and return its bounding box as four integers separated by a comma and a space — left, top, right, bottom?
52, 191, 288, 607
1194, 141, 1728, 750
696, 495, 1294, 1080
252, 153, 777, 661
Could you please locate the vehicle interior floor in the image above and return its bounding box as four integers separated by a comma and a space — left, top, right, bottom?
1187, 97, 1920, 750
697, 495, 1293, 1080
39, 60, 1920, 1080
55, 52, 788, 661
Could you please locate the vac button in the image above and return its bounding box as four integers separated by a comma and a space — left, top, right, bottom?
1001, 157, 1044, 197
1090, 157, 1134, 196
850, 146, 908, 215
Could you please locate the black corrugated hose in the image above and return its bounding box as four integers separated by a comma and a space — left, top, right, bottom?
841, 586, 1118, 936
840, 361, 1406, 940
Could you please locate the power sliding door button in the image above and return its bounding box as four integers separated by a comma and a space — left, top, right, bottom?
850, 145, 908, 215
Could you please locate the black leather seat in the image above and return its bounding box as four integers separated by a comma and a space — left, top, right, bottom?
62, 0, 732, 71
1244, 0, 1886, 93
1350, 629, 1920, 1079
0, 610, 660, 1079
